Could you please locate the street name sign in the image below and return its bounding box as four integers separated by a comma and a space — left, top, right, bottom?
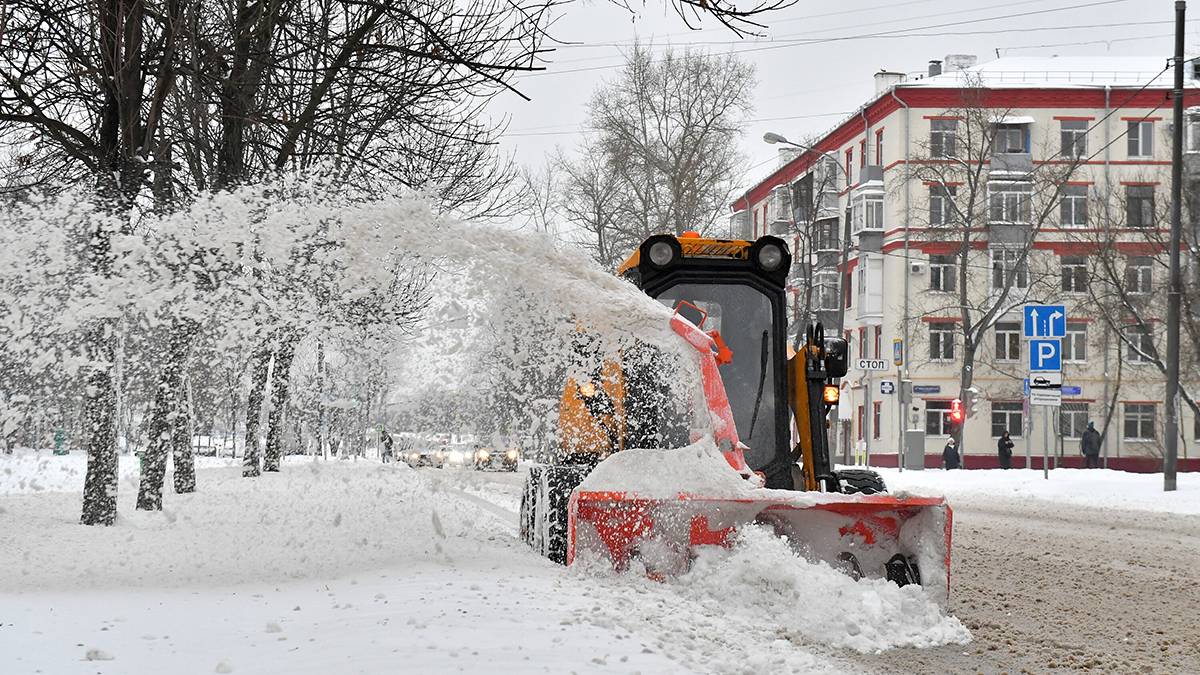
1023, 304, 1066, 339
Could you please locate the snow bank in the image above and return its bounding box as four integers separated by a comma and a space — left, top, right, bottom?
0, 456, 503, 593
872, 466, 1200, 515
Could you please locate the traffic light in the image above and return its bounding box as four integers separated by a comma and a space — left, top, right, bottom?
950, 398, 964, 423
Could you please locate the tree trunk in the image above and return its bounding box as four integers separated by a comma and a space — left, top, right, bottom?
315, 339, 325, 459
263, 331, 299, 472
242, 339, 273, 477
173, 368, 196, 493
80, 338, 119, 525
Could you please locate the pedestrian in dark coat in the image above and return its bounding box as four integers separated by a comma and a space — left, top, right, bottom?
997, 431, 1014, 469
1080, 421, 1102, 469
942, 438, 961, 470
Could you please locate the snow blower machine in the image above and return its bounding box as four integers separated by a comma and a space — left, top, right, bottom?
520, 233, 952, 598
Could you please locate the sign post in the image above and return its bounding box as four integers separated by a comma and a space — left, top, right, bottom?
1024, 304, 1066, 478
856, 359, 890, 469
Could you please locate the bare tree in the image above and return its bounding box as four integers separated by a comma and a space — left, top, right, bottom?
906, 85, 1086, 446
583, 43, 755, 256
556, 143, 626, 269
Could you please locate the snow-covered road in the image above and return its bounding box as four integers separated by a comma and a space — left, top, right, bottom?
3, 454, 1197, 673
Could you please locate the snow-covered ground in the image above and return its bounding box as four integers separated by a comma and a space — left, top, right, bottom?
1, 453, 970, 674
867, 465, 1200, 515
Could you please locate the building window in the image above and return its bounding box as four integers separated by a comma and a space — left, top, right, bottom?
1127, 121, 1154, 158
876, 129, 884, 166
873, 401, 882, 440
931, 119, 957, 158
1125, 256, 1153, 294
988, 182, 1032, 224
993, 124, 1028, 154
814, 270, 839, 311
1124, 324, 1156, 363
926, 400, 952, 436
1060, 120, 1088, 158
1060, 185, 1088, 227
858, 327, 867, 360
929, 322, 955, 361
852, 194, 884, 234
930, 254, 957, 292
929, 185, 957, 226
815, 219, 839, 251
1061, 256, 1088, 293
995, 321, 1021, 362
845, 148, 853, 187
1188, 116, 1200, 153
1126, 185, 1155, 227
991, 402, 1023, 438
1061, 402, 1090, 439
1123, 403, 1156, 440
860, 139, 867, 168
991, 248, 1029, 291
1065, 321, 1088, 362
845, 271, 853, 308
873, 326, 882, 360
857, 405, 865, 441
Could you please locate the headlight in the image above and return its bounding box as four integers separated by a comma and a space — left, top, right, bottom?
578, 381, 597, 397
648, 241, 675, 267
477, 450, 490, 460
756, 242, 784, 271
822, 384, 840, 404
449, 451, 463, 463
506, 449, 519, 460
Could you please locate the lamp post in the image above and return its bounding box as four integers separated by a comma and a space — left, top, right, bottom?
764, 132, 856, 465
763, 132, 853, 336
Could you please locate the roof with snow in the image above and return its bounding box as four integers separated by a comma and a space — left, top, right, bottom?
905, 56, 1193, 89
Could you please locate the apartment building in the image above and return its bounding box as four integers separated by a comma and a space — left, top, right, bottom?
732, 55, 1200, 463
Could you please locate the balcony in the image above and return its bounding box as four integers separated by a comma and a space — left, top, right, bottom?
990, 152, 1032, 177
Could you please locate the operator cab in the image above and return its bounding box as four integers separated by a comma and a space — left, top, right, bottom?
618, 233, 799, 488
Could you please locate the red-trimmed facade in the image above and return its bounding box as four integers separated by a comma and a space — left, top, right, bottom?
733, 61, 1200, 466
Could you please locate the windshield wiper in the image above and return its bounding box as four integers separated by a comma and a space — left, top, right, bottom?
746, 330, 769, 443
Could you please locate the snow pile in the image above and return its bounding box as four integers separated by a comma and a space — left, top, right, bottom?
579, 436, 753, 497
874, 466, 1200, 515
677, 527, 969, 653
0, 457, 507, 593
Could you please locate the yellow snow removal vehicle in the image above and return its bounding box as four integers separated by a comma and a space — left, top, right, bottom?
519, 233, 952, 597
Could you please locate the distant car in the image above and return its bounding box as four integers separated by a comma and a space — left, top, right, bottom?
472, 445, 520, 472
441, 443, 474, 468
404, 447, 445, 469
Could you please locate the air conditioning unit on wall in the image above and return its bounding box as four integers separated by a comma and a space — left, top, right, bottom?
910, 261, 925, 275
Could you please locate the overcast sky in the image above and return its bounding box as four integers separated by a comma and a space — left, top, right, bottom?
488, 0, 1195, 199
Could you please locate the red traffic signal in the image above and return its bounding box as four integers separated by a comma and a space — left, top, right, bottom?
950, 398, 964, 423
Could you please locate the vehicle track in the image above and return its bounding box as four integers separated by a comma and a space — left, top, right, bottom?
852, 497, 1200, 674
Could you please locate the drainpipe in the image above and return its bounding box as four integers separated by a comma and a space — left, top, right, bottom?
1101, 85, 1112, 467
890, 87, 912, 464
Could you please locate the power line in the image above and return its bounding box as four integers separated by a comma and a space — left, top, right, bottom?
524, 0, 1137, 77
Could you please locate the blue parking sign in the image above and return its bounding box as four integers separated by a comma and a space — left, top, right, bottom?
1029, 339, 1062, 372
1023, 304, 1066, 338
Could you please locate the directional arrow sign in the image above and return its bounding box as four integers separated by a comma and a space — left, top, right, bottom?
1024, 304, 1066, 339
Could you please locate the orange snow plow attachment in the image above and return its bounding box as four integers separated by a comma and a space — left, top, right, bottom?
563, 310, 953, 601
567, 490, 952, 600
